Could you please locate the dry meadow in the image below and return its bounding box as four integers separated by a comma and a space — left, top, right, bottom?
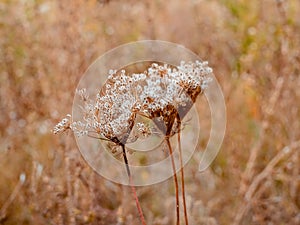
0, 0, 300, 224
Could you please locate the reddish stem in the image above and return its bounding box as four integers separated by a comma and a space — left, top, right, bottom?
129, 176, 147, 225
177, 119, 189, 225
166, 138, 180, 225
121, 144, 147, 225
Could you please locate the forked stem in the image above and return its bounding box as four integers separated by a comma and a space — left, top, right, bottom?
177, 119, 189, 225
166, 138, 180, 225
121, 144, 147, 225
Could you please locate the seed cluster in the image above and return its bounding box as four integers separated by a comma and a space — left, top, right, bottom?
53, 61, 213, 146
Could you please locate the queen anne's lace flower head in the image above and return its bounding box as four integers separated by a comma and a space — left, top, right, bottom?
54, 61, 213, 146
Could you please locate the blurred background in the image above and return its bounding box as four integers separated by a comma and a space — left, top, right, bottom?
0, 0, 299, 224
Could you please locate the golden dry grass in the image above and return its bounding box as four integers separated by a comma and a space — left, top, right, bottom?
0, 0, 299, 224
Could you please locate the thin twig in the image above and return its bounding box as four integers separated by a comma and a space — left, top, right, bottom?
239, 76, 284, 194
166, 138, 180, 225
177, 118, 189, 225
64, 135, 76, 225
290, 150, 299, 199
64, 154, 76, 225
0, 173, 26, 221
245, 140, 300, 201
234, 140, 300, 224
234, 178, 271, 225
121, 144, 147, 225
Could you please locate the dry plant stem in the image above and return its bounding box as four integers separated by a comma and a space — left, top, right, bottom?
291, 150, 299, 199
234, 140, 300, 224
245, 140, 300, 201
177, 119, 189, 225
239, 77, 284, 194
166, 138, 180, 225
121, 144, 147, 225
0, 174, 25, 221
233, 178, 270, 225
64, 136, 76, 225
240, 1, 289, 196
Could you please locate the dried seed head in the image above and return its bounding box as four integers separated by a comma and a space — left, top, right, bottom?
54, 61, 213, 146
53, 114, 72, 134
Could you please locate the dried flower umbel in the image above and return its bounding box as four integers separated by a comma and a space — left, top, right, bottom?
54, 61, 213, 225
55, 61, 212, 140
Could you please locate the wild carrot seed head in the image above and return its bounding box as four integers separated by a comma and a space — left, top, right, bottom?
54, 61, 213, 145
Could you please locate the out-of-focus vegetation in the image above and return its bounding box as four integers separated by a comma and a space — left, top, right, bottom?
0, 0, 299, 224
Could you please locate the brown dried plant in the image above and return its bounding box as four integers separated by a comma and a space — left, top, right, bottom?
54, 61, 213, 225
1, 0, 300, 224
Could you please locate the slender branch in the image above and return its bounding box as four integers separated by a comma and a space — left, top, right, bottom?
0, 173, 26, 221
121, 144, 131, 177
166, 138, 180, 225
121, 144, 147, 225
87, 131, 110, 141
245, 140, 300, 201
234, 140, 300, 224
239, 76, 284, 194
64, 137, 76, 225
177, 118, 189, 225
